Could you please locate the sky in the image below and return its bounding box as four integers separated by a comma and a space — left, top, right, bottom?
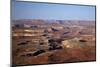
12, 1, 96, 20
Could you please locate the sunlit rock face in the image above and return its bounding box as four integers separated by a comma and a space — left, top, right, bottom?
62, 37, 82, 49
62, 40, 72, 48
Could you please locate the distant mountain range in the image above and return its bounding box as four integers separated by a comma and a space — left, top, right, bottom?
12, 19, 95, 26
